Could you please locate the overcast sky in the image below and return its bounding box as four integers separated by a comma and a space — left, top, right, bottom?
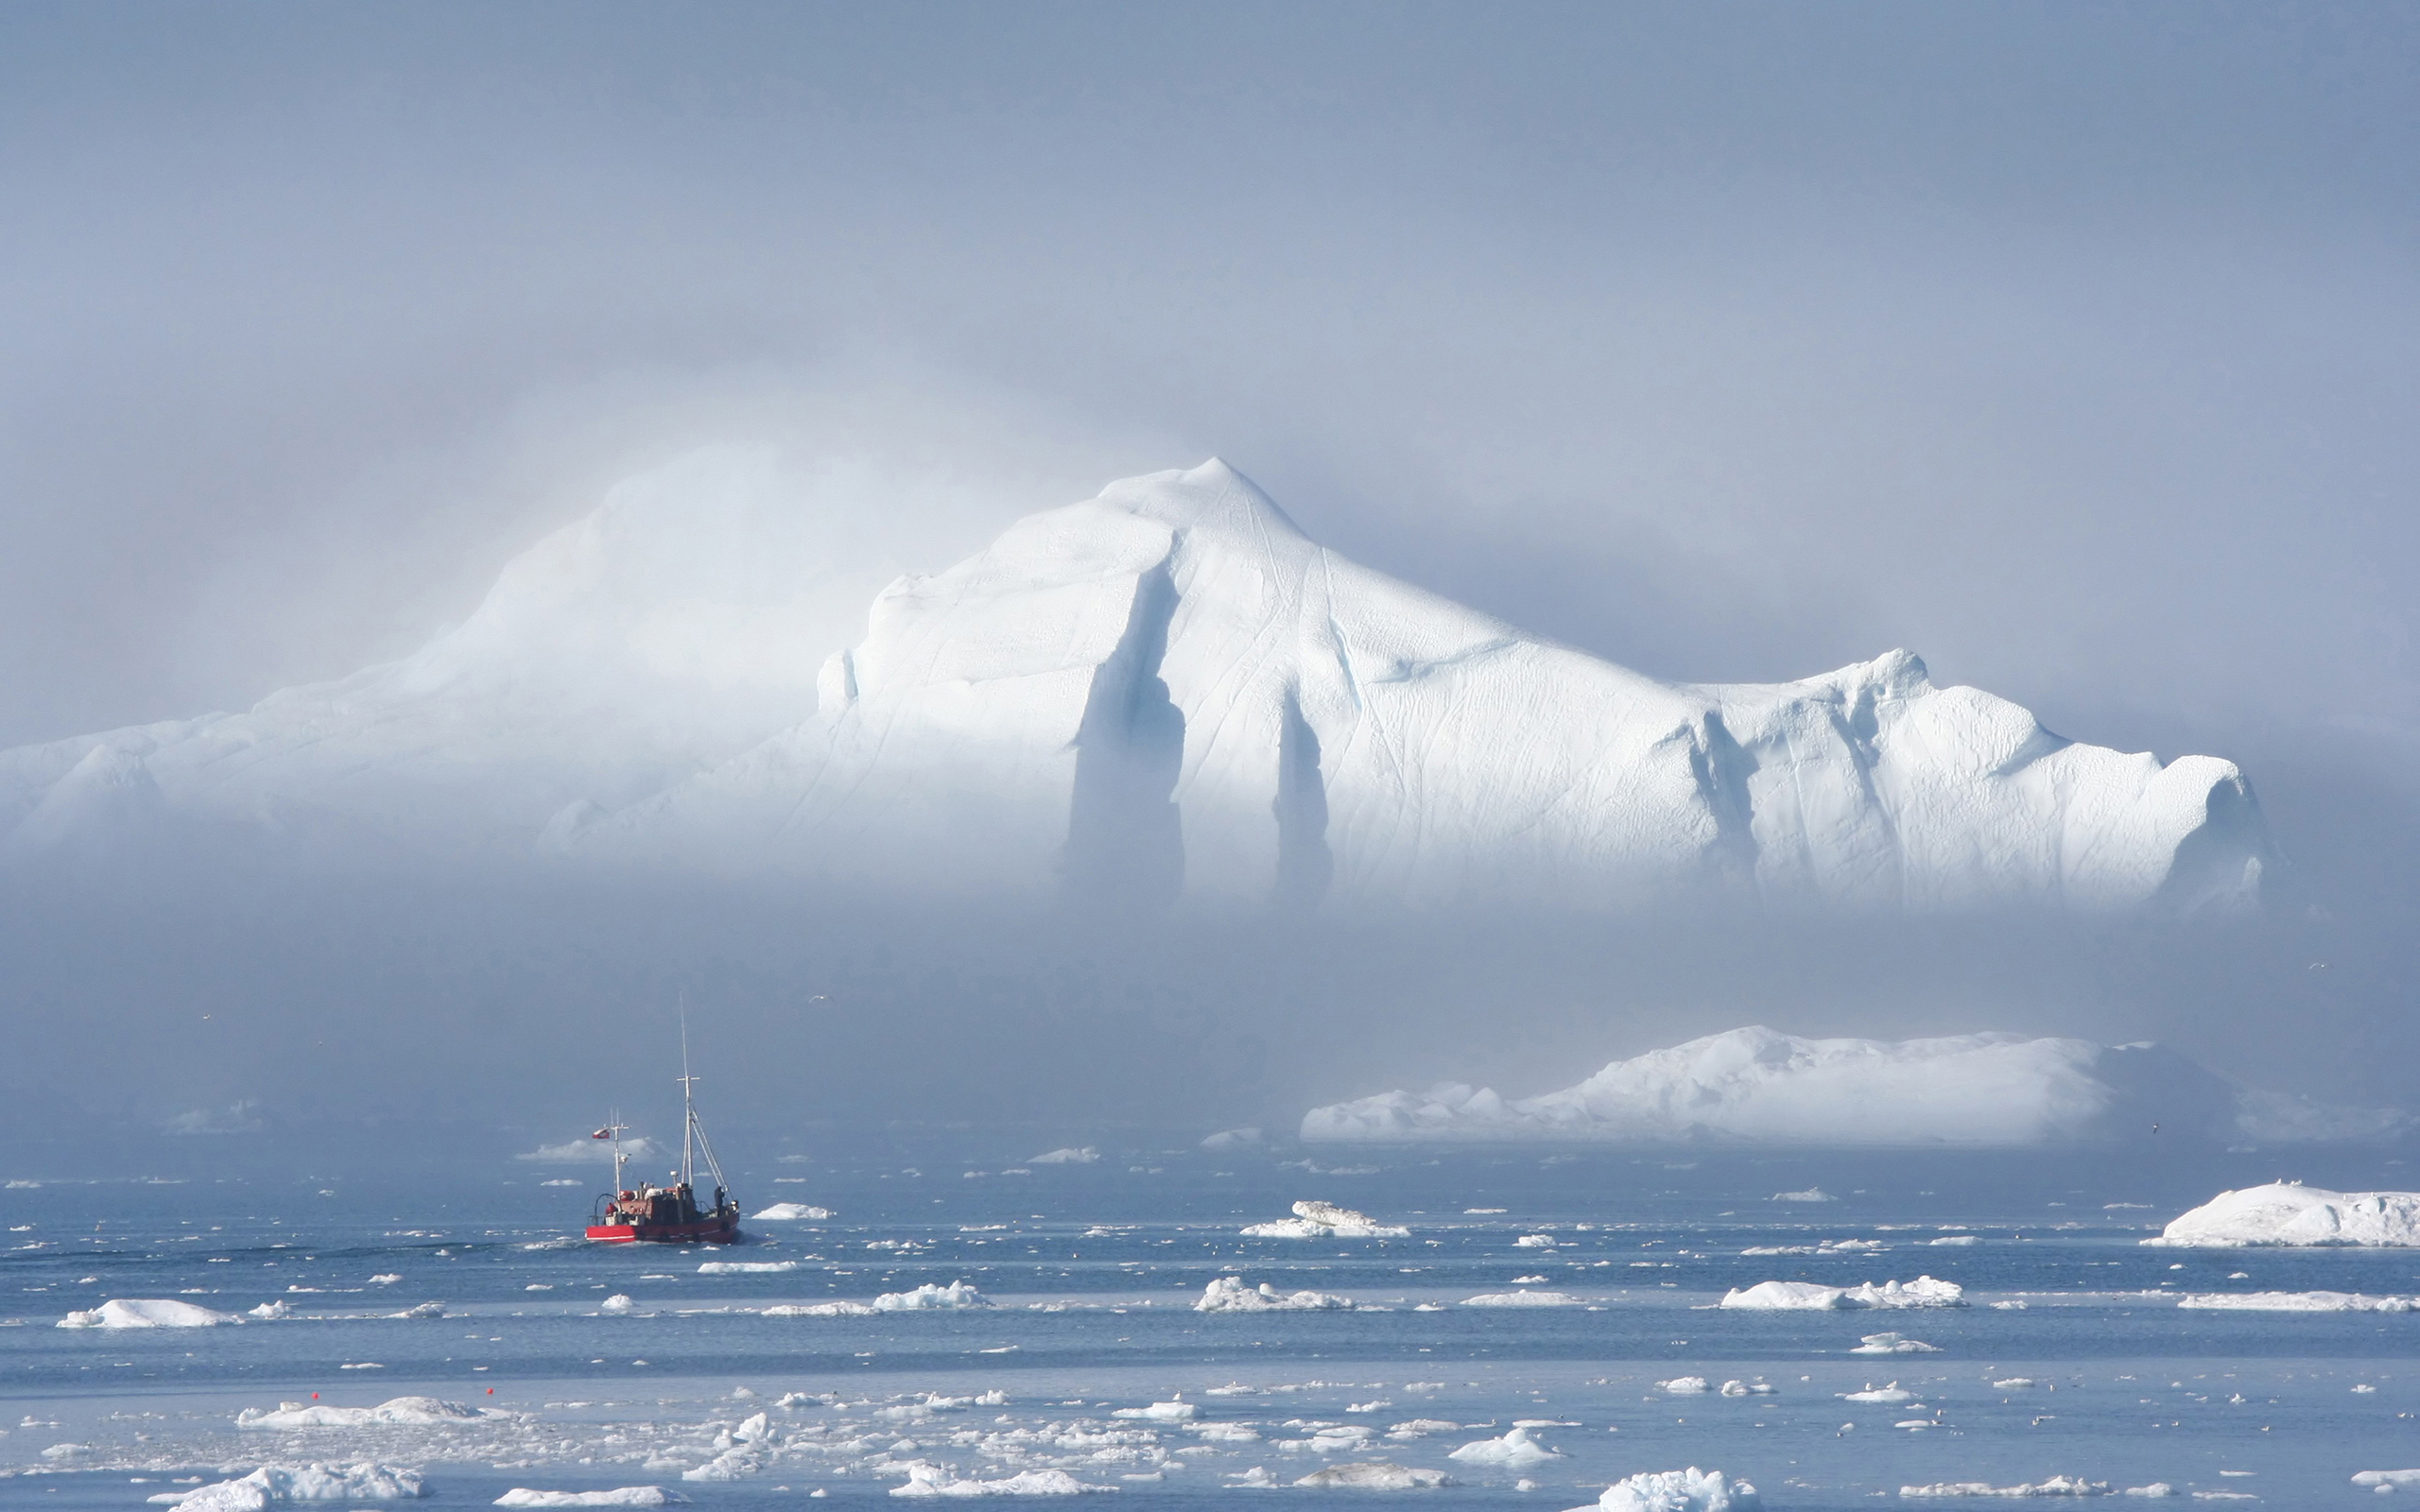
5, 0, 2415, 850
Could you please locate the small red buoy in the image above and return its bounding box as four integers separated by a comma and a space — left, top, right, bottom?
310, 1392, 319, 1400
487, 1387, 494, 1394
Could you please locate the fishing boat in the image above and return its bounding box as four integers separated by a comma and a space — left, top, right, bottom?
585, 1035, 741, 1244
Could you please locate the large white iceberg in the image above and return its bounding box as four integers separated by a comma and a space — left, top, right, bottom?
1197, 1276, 1355, 1312
60, 1297, 241, 1329
1566, 1467, 1761, 1512
1241, 1200, 1409, 1238
236, 1397, 492, 1429
1720, 1277, 1964, 1310
152, 1462, 425, 1509
1303, 1026, 2389, 1146
0, 459, 2267, 917
889, 1460, 1112, 1496
2147, 1182, 2420, 1246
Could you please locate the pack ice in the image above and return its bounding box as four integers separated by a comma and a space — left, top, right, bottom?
0, 458, 2266, 916
2147, 1182, 2420, 1246
1303, 1025, 2389, 1145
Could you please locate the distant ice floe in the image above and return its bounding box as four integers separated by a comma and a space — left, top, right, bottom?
1566, 1467, 1761, 1511
2355, 1470, 2420, 1491
237, 1396, 493, 1429
1719, 1380, 1776, 1397
1720, 1277, 1964, 1311
1461, 1290, 1582, 1308
147, 1462, 425, 1508
59, 1297, 239, 1329
1110, 1401, 1198, 1421
1448, 1426, 1564, 1468
599, 1295, 636, 1315
2175, 1290, 2417, 1312
1897, 1477, 2126, 1497
1772, 1188, 1837, 1203
1200, 1126, 1262, 1150
767, 1281, 993, 1317
1293, 1462, 1454, 1489
699, 1260, 799, 1274
1028, 1146, 1099, 1164
1656, 1377, 1711, 1395
1851, 1332, 1941, 1354
1840, 1383, 1920, 1404
2146, 1182, 2420, 1246
493, 1491, 685, 1507
890, 1460, 1112, 1495
1302, 1026, 2400, 1147
1241, 1200, 1409, 1238
750, 1203, 835, 1220
1198, 1277, 1354, 1313
520, 1136, 661, 1164
247, 1300, 291, 1321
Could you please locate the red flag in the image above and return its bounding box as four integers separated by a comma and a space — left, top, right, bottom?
592, 1128, 612, 1140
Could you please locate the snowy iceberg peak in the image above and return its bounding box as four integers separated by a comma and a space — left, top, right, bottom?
1, 455, 2268, 916
1302, 1025, 2394, 1148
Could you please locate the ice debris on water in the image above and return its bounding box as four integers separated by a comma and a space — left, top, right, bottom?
147, 1462, 425, 1508
1896, 1476, 2108, 1497
2148, 1182, 2420, 1246
1656, 1377, 1711, 1394
1852, 1332, 1942, 1354
1571, 1466, 1761, 1511
1720, 1277, 1964, 1310
1840, 1383, 1921, 1404
766, 1280, 993, 1316
1028, 1146, 1099, 1164
2176, 1289, 2417, 1311
1461, 1290, 1582, 1308
1292, 1461, 1454, 1489
888, 1461, 1114, 1495
248, 1300, 292, 1320
493, 1492, 686, 1508
599, 1294, 636, 1314
1110, 1400, 1197, 1421
2353, 1470, 2420, 1491
1719, 1380, 1775, 1397
1241, 1199, 1409, 1238
1447, 1426, 1564, 1468
1197, 1276, 1354, 1312
751, 1203, 835, 1220
59, 1297, 240, 1328
698, 1260, 799, 1274
237, 1396, 493, 1429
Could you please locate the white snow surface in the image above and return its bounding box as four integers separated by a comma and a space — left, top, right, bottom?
1568, 1467, 1762, 1512
0, 459, 2266, 916
157, 1462, 425, 1509
493, 1492, 684, 1508
1240, 1200, 1409, 1238
2147, 1182, 2420, 1246
58, 1297, 240, 1329
1197, 1276, 1354, 1312
236, 1397, 493, 1429
1302, 1026, 2368, 1146
1720, 1277, 1964, 1310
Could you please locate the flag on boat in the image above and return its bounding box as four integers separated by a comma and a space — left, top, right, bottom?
593, 1128, 613, 1140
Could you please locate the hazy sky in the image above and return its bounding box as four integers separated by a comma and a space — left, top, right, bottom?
4, 4, 2419, 1144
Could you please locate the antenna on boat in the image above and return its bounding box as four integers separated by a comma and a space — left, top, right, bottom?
677, 993, 698, 1192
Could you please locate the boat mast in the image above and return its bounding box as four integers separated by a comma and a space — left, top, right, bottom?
677, 1003, 698, 1192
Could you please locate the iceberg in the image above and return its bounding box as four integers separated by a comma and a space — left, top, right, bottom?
59, 1297, 240, 1329
1447, 1427, 1564, 1468
874, 1280, 993, 1311
1241, 1200, 1409, 1238
1027, 1146, 1099, 1164
889, 1461, 1112, 1496
2174, 1290, 2417, 1312
2147, 1182, 2420, 1246
1720, 1277, 1964, 1310
749, 1203, 834, 1220
493, 1493, 685, 1508
1566, 1467, 1761, 1512
1292, 1461, 1454, 1489
154, 1463, 425, 1509
1461, 1290, 1583, 1307
1851, 1332, 1941, 1354
697, 1260, 799, 1274
2, 459, 2267, 919
2354, 1471, 2420, 1491
1197, 1276, 1355, 1312
237, 1397, 492, 1429
1301, 1026, 2380, 1146
1897, 1478, 2108, 1498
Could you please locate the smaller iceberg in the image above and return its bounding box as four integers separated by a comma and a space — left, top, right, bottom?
1241, 1199, 1409, 1238
493, 1493, 686, 1508
1461, 1290, 1582, 1308
1292, 1462, 1454, 1489
1448, 1426, 1564, 1468
2175, 1290, 2416, 1312
148, 1462, 425, 1509
1567, 1467, 1761, 1512
1198, 1277, 1354, 1313
1720, 1277, 1963, 1310
237, 1396, 491, 1429
1897, 1477, 2108, 1498
750, 1203, 833, 1221
60, 1298, 240, 1329
889, 1461, 1111, 1496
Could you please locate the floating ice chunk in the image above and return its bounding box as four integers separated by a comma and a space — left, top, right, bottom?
1461, 1290, 1582, 1308
875, 1280, 993, 1311
1719, 1380, 1775, 1397
1569, 1466, 1761, 1511
1992, 1379, 2036, 1389
751, 1203, 835, 1220
160, 1462, 426, 1509
2122, 1486, 2176, 1498
764, 1300, 878, 1317
698, 1260, 799, 1274
1720, 1277, 1963, 1310
1896, 1477, 2107, 1496
2354, 1471, 2420, 1490
599, 1295, 635, 1314
1241, 1200, 1409, 1238
367, 1274, 401, 1285
1201, 1127, 1262, 1150
1656, 1377, 1711, 1395
1028, 1146, 1099, 1164
494, 1492, 687, 1508
248, 1301, 292, 1320
389, 1301, 446, 1319
1853, 1332, 1942, 1354
1198, 1276, 1354, 1312
1111, 1400, 1198, 1421
1840, 1383, 1919, 1404
1928, 1236, 1980, 1246
237, 1396, 492, 1429
889, 1460, 1114, 1495
58, 1297, 240, 1328
1774, 1188, 1838, 1203
1513, 1234, 1556, 1248
1448, 1426, 1564, 1468
2148, 1183, 2420, 1246
1292, 1461, 1454, 1489
2175, 1290, 2417, 1312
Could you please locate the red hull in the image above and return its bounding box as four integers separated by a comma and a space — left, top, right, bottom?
586, 1216, 740, 1244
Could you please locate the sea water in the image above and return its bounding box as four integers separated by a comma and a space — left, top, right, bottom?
5, 1144, 2416, 1508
